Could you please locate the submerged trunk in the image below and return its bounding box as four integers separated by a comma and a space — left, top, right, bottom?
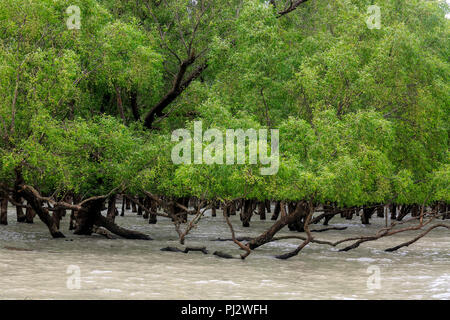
377, 205, 385, 218
14, 194, 26, 222
240, 200, 254, 227
106, 195, 117, 222
137, 196, 144, 216
125, 197, 131, 210
20, 187, 64, 238
258, 201, 266, 220
95, 215, 152, 240
397, 205, 412, 221
265, 200, 271, 213
249, 201, 311, 250
52, 209, 63, 230
390, 204, 397, 220
25, 206, 35, 223
211, 201, 216, 217
229, 201, 236, 216
69, 195, 81, 231
288, 202, 306, 231
121, 195, 125, 216
361, 206, 376, 225
74, 199, 104, 236
271, 201, 281, 221
148, 197, 157, 224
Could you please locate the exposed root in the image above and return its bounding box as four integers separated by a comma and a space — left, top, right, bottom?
385, 224, 449, 252
311, 226, 347, 232
160, 246, 209, 254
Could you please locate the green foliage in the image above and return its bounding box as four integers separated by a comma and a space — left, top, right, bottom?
0, 0, 448, 206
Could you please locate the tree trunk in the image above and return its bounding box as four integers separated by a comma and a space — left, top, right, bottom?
137, 196, 144, 216
130, 90, 140, 121
390, 204, 397, 220
229, 201, 236, 216
288, 202, 306, 231
121, 195, 125, 216
95, 215, 152, 240
106, 195, 117, 222
258, 201, 266, 220
25, 206, 35, 223
20, 188, 64, 238
265, 200, 271, 213
240, 200, 254, 227
125, 197, 131, 210
411, 204, 420, 217
361, 206, 376, 225
69, 195, 81, 231
211, 201, 216, 217
52, 209, 63, 230
149, 197, 157, 224
397, 205, 412, 221
271, 201, 281, 220
222, 202, 230, 217
377, 205, 384, 218
14, 194, 26, 222
131, 197, 137, 213
249, 201, 311, 250
73, 199, 104, 236
0, 196, 8, 225
143, 197, 150, 219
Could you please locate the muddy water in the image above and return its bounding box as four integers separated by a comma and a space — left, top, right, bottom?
0, 205, 448, 300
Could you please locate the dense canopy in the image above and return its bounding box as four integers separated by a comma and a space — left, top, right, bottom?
0, 0, 448, 257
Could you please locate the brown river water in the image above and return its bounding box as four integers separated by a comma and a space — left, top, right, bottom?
0, 204, 449, 300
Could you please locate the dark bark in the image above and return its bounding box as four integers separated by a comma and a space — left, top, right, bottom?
265, 200, 271, 213
106, 194, 117, 222
137, 196, 144, 216
19, 187, 64, 238
131, 197, 137, 213
69, 195, 81, 230
130, 90, 140, 121
143, 54, 208, 129
390, 204, 397, 220
249, 201, 311, 250
229, 200, 236, 216
142, 197, 150, 219
14, 194, 26, 222
25, 206, 35, 223
52, 209, 63, 230
211, 201, 216, 217
95, 214, 152, 240
397, 205, 412, 221
258, 201, 266, 220
361, 206, 376, 225
271, 201, 281, 220
74, 199, 104, 236
411, 204, 420, 217
240, 200, 255, 227
0, 196, 7, 225
377, 205, 385, 218
288, 202, 306, 231
121, 195, 125, 216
